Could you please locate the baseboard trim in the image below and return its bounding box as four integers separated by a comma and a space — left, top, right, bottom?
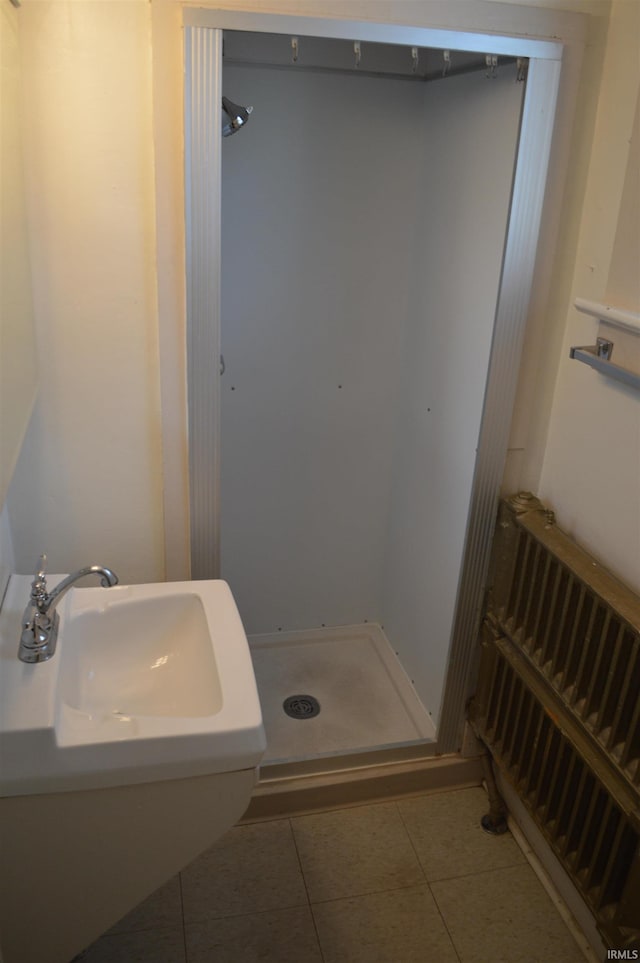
242, 752, 483, 821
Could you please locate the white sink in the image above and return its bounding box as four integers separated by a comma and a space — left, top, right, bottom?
59, 592, 222, 719
0, 577, 266, 795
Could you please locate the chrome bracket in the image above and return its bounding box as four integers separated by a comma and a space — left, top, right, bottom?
595, 336, 613, 360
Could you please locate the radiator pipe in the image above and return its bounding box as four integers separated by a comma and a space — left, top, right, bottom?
480, 748, 509, 835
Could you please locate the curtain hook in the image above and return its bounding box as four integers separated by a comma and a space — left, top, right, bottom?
291, 37, 299, 64
485, 54, 498, 79
411, 46, 419, 74
442, 50, 451, 78
354, 41, 361, 69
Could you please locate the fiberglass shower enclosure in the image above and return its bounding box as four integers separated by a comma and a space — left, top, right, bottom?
184, 11, 562, 765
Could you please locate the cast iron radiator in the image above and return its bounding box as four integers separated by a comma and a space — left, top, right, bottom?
469, 492, 640, 951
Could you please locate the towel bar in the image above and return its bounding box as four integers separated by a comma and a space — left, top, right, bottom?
570, 337, 640, 391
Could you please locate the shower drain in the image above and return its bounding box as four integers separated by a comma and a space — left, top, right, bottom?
283, 695, 321, 719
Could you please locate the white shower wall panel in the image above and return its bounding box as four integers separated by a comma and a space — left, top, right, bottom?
381, 66, 524, 726
221, 65, 425, 633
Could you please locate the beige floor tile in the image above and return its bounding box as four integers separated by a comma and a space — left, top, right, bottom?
431, 863, 587, 963
107, 875, 182, 935
180, 818, 307, 922
399, 787, 526, 880
78, 924, 186, 963
185, 905, 323, 963
291, 802, 424, 902
312, 885, 460, 963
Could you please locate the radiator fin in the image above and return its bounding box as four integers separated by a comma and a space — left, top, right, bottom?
470, 494, 640, 950
497, 521, 640, 790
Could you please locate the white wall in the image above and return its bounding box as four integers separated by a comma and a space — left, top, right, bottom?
220, 64, 424, 632
382, 67, 524, 724
0, 4, 37, 511
536, 0, 640, 594
6, 1, 165, 584
0, 503, 15, 607
606, 96, 640, 313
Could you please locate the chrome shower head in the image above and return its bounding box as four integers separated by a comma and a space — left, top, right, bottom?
221, 96, 253, 137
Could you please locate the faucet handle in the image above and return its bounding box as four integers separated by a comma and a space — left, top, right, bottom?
31, 554, 49, 603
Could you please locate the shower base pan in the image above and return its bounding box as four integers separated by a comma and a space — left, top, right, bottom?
249, 623, 436, 766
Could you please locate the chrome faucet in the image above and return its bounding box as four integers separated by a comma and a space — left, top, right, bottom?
19, 554, 119, 664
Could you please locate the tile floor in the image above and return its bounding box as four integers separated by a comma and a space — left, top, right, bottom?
77, 787, 589, 963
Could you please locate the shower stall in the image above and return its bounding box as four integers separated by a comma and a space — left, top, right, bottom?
183, 11, 562, 777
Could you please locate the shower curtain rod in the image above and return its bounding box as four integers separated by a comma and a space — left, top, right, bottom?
222, 33, 520, 83
222, 55, 519, 84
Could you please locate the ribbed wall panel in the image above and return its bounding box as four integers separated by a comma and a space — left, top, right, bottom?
438, 58, 562, 751
184, 26, 222, 579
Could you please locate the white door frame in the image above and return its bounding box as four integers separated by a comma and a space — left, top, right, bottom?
183, 8, 563, 754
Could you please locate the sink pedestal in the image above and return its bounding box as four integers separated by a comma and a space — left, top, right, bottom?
0, 767, 256, 963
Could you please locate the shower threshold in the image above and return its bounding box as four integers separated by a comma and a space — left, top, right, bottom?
248, 623, 436, 768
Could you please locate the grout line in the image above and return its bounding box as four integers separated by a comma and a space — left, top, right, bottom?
395, 800, 463, 963
178, 873, 189, 963
307, 879, 441, 907
286, 794, 413, 827
427, 882, 464, 963
394, 799, 429, 885
424, 859, 529, 885
179, 899, 311, 925
288, 818, 327, 963
287, 818, 311, 909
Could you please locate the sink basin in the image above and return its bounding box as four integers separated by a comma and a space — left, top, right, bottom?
0, 577, 266, 795
59, 593, 222, 719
